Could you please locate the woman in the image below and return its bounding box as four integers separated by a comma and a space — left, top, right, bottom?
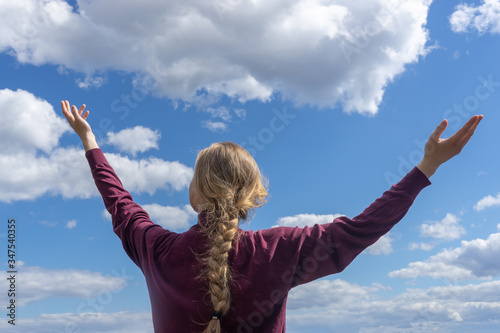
61, 100, 482, 333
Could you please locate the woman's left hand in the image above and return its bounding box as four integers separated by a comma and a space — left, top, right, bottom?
417, 115, 483, 178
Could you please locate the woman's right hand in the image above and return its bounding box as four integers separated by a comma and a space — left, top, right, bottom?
61, 100, 99, 152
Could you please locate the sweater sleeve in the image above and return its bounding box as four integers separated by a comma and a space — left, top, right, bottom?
86, 148, 173, 270
254, 167, 431, 289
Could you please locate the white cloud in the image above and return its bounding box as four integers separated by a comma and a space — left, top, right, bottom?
0, 0, 433, 114
66, 220, 77, 229
474, 192, 500, 211
274, 213, 344, 228
0, 311, 153, 333
106, 154, 193, 194
0, 265, 132, 307
201, 120, 228, 132
366, 233, 393, 255
450, 0, 500, 34
0, 88, 70, 154
0, 148, 193, 202
142, 204, 197, 230
103, 204, 197, 231
0, 89, 192, 203
107, 126, 161, 156
285, 278, 500, 332
0, 147, 192, 202
389, 232, 500, 280
200, 107, 248, 131
234, 108, 246, 119
419, 213, 466, 241
0, 140, 95, 203
204, 106, 231, 121
409, 242, 435, 251
288, 279, 378, 310
77, 75, 108, 89
389, 261, 475, 280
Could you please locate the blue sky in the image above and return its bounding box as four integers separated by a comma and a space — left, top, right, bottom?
1, 0, 500, 332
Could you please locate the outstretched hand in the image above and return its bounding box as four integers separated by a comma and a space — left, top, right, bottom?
417, 115, 483, 178
61, 100, 99, 152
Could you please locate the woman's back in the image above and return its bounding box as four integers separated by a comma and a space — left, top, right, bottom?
87, 147, 430, 332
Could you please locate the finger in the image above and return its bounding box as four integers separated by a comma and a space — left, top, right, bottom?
64, 100, 73, 118
429, 119, 448, 142
448, 115, 479, 141
61, 100, 67, 114
82, 110, 90, 120
460, 115, 483, 146
61, 100, 73, 121
78, 104, 86, 116
71, 105, 81, 119
61, 100, 68, 114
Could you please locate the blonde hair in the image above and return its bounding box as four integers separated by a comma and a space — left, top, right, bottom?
192, 142, 268, 333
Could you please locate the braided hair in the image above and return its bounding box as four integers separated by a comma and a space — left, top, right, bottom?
190, 142, 268, 333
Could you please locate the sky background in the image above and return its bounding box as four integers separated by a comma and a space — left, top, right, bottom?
1, 0, 500, 332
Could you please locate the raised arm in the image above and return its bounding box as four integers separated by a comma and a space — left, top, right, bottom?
60, 100, 170, 269
61, 100, 99, 152
254, 115, 484, 289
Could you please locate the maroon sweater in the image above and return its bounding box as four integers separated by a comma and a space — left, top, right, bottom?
86, 148, 431, 333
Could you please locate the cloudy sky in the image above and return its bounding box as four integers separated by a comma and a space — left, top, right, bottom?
1, 0, 500, 332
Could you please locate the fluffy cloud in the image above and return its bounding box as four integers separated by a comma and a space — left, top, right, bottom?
0, 265, 132, 307
0, 0, 433, 114
0, 88, 70, 154
274, 213, 344, 228
65, 220, 77, 229
106, 126, 161, 156
389, 232, 500, 280
200, 106, 249, 131
288, 279, 379, 310
474, 192, 500, 211
409, 241, 435, 251
419, 213, 466, 241
0, 89, 192, 203
234, 108, 246, 119
204, 106, 232, 122
0, 144, 95, 202
450, 0, 500, 34
142, 203, 197, 230
106, 154, 193, 194
284, 278, 500, 332
0, 146, 193, 202
103, 203, 197, 231
202, 120, 228, 132
0, 311, 153, 333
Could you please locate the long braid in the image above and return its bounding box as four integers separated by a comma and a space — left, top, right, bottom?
202, 212, 239, 333
190, 142, 269, 332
